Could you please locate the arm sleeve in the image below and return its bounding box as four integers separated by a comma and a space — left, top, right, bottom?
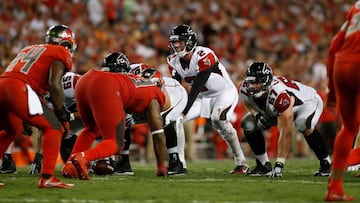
182, 62, 218, 116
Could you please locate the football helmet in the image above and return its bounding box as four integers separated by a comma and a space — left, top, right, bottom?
101, 52, 130, 73
244, 62, 273, 98
45, 25, 77, 56
169, 24, 197, 57
130, 63, 163, 87
129, 63, 152, 75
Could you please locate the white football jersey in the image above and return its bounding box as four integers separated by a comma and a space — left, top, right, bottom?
240, 76, 318, 118
167, 46, 236, 98
62, 72, 81, 113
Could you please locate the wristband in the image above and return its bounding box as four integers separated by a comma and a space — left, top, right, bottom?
151, 129, 164, 135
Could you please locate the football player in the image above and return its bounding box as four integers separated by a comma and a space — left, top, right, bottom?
127, 63, 188, 175
62, 52, 171, 180
239, 62, 331, 178
325, 1, 360, 201
0, 24, 76, 188
167, 24, 248, 174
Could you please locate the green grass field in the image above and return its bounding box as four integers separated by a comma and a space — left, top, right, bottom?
0, 158, 359, 203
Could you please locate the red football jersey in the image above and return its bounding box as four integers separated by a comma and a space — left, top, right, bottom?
1, 44, 73, 95
334, 2, 360, 62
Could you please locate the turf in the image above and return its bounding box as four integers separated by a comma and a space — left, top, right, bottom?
0, 158, 359, 203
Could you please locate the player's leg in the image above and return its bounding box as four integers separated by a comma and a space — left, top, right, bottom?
296, 94, 331, 176
241, 112, 272, 176
211, 91, 248, 174
326, 62, 359, 201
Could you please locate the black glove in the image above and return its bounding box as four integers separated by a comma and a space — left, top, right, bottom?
55, 106, 70, 122
255, 113, 270, 130
22, 122, 33, 136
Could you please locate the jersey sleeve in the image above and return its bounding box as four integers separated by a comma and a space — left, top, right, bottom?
273, 92, 291, 113
197, 52, 217, 72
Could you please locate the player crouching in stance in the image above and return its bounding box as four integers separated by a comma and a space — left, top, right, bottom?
239, 62, 331, 178
61, 52, 171, 179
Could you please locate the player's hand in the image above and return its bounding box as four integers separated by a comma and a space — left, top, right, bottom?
29, 160, 42, 175
61, 161, 79, 179
270, 161, 284, 178
255, 113, 270, 130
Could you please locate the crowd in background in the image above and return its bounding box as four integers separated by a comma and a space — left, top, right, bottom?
0, 0, 348, 161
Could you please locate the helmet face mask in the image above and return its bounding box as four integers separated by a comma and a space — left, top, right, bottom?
101, 52, 130, 73
169, 24, 197, 58
244, 62, 273, 98
45, 25, 77, 56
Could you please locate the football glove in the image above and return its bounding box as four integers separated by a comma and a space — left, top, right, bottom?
29, 153, 42, 175
255, 113, 270, 130
61, 161, 79, 179
270, 161, 284, 178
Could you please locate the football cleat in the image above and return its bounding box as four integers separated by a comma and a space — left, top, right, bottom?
0, 154, 17, 174
325, 190, 354, 202
0, 183, 5, 187
230, 165, 249, 174
246, 159, 272, 176
70, 152, 90, 180
38, 176, 75, 189
113, 157, 134, 176
314, 160, 331, 177
270, 161, 284, 178
347, 163, 360, 172
167, 159, 186, 176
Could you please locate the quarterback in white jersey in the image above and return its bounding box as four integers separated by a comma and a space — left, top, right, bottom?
239, 62, 331, 178
130, 63, 188, 175
167, 24, 248, 174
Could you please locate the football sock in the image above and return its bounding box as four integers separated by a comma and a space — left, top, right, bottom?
332, 126, 355, 169
41, 129, 62, 175
304, 129, 329, 160
254, 153, 270, 166
164, 122, 177, 149
85, 139, 118, 161
245, 130, 266, 155
123, 128, 131, 151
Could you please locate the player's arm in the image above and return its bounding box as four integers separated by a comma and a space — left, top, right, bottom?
182, 62, 218, 116
145, 99, 167, 169
276, 95, 295, 162
327, 21, 348, 107
48, 60, 68, 121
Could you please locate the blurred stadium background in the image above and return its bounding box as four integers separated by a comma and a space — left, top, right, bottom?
0, 0, 348, 166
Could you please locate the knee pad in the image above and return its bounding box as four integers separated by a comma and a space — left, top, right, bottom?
241, 112, 257, 134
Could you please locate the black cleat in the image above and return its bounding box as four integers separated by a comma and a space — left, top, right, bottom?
113, 155, 134, 176
314, 159, 331, 177
246, 159, 272, 177
0, 154, 17, 174
167, 159, 186, 176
